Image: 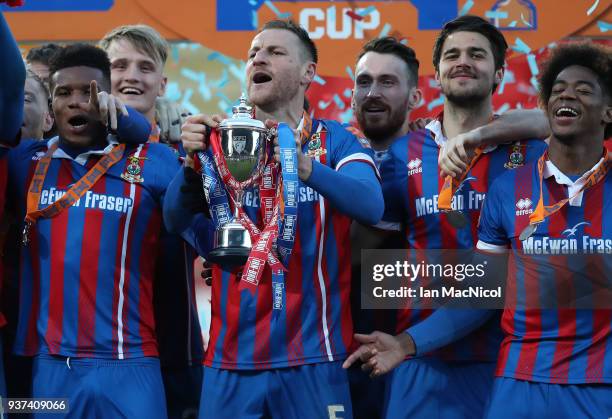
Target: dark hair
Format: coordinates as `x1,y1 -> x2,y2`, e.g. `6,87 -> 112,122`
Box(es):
48,43 -> 111,91
433,15 -> 508,73
26,43 -> 62,65
539,42 -> 612,138
358,37 -> 419,86
260,19 -> 318,64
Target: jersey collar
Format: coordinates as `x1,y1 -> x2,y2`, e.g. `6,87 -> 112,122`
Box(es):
46,135 -> 120,166
425,114 -> 497,154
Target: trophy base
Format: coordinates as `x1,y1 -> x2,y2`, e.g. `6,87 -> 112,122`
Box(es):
207,247 -> 251,268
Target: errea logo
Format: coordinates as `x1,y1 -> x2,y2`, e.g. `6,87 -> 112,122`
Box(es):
516,198 -> 533,216
407,158 -> 422,176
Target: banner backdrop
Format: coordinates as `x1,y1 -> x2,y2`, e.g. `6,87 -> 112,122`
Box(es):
5,0 -> 611,119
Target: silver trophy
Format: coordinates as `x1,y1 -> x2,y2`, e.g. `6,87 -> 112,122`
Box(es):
206,94 -> 271,267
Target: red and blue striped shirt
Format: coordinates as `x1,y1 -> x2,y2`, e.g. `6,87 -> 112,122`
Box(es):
383,120 -> 546,361
478,155 -> 611,383
166,119 -> 382,369
9,137 -> 181,359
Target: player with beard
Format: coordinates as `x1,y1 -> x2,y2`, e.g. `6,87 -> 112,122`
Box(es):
347,37 -> 420,419
344,16 -> 549,419
165,19 -> 383,418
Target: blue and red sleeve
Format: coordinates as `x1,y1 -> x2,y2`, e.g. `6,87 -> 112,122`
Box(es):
0,10 -> 25,147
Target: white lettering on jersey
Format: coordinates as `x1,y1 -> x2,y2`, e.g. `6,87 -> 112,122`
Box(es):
39,188 -> 133,214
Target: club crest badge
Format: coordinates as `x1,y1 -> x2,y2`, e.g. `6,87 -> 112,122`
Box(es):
233,135 -> 247,154
306,132 -> 326,157
121,155 -> 147,183
504,143 -> 525,169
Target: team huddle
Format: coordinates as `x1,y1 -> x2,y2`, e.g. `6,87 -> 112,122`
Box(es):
0,3 -> 610,419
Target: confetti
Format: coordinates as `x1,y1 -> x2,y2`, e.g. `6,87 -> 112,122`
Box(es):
165,82 -> 182,102
597,21 -> 611,32
313,75 -> 326,85
332,94 -> 345,110
208,52 -> 232,66
496,103 -> 510,114
181,89 -> 199,115
345,66 -> 355,81
529,76 -> 539,91
343,89 -> 352,98
357,6 -> 377,17
485,10 -> 508,20
378,23 -> 391,37
587,0 -> 599,15
459,0 -> 474,16
339,108 -> 354,124
427,95 -> 445,111
252,10 -> 258,29
228,63 -> 245,81
497,69 -> 515,95
318,100 -> 331,110
511,37 -> 531,54
248,0 -> 257,5
346,10 -> 363,21
526,53 -> 539,76
508,21 -> 517,28
264,0 -> 291,19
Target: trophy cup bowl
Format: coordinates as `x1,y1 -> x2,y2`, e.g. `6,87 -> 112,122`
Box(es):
206,95 -> 269,268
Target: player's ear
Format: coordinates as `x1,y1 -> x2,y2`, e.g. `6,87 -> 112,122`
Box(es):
602,103 -> 612,125
301,61 -> 316,87
494,67 -> 504,87
408,87 -> 422,109
158,75 -> 167,97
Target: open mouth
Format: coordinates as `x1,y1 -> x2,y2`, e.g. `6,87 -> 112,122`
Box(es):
555,106 -> 579,118
119,87 -> 143,95
252,72 -> 272,84
68,115 -> 90,129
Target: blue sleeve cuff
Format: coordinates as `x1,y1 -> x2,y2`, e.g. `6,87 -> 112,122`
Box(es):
116,106 -> 152,144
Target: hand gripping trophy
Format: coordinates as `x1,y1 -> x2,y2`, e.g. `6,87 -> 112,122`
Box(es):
198,95 -> 300,286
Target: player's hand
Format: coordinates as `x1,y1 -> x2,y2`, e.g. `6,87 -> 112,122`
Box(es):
270,119 -> 313,181
438,129 -> 481,178
156,98 -> 191,143
342,331 -> 415,377
407,117 -> 432,132
181,114 -> 222,167
83,80 -> 129,131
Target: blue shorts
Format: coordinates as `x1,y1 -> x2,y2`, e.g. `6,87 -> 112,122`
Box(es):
485,377 -> 612,419
384,358 -> 495,419
347,365 -> 385,419
162,364 -> 203,419
32,355 -> 167,419
200,362 -> 353,419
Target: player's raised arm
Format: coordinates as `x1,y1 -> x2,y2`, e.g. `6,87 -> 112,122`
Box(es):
439,108 -> 550,178
279,123 -> 384,226
0,8 -> 26,146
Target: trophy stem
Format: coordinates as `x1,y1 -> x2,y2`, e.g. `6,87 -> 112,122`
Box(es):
234,188 -> 244,219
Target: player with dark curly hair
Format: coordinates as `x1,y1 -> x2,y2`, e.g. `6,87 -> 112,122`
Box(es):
477,41 -> 612,418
